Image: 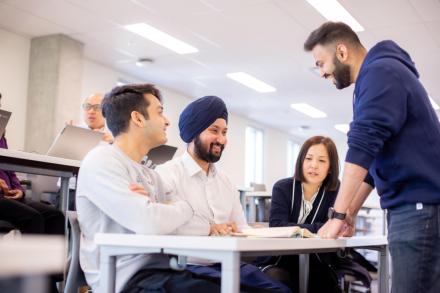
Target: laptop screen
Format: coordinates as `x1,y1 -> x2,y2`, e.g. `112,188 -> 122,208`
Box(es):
0,109 -> 12,137
47,125 -> 104,160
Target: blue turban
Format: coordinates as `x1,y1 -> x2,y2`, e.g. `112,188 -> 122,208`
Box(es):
179,96 -> 228,143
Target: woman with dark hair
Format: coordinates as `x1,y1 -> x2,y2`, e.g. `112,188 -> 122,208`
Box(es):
260,136 -> 373,293
270,136 -> 340,232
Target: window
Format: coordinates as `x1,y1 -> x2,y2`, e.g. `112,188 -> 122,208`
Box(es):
287,139 -> 300,177
245,126 -> 264,187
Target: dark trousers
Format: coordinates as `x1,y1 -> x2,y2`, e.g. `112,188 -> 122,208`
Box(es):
121,268 -> 220,293
187,263 -> 291,293
259,253 -> 341,293
0,197 -> 64,235
388,203 -> 440,293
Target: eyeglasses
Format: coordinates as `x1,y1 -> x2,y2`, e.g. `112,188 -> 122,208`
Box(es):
82,103 -> 102,111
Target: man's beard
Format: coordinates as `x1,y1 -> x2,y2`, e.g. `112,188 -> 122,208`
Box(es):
332,55 -> 352,90
194,135 -> 225,163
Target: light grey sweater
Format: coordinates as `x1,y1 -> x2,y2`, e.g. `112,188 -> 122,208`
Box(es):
76,144 -> 193,292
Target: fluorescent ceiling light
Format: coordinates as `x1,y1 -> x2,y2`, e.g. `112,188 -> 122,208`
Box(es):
226,72 -> 276,93
306,0 -> 364,32
334,123 -> 349,134
125,23 -> 198,54
290,103 -> 327,118
429,95 -> 440,111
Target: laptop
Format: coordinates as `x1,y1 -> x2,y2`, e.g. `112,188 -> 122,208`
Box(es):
145,145 -> 178,166
47,125 -> 104,160
0,109 -> 12,137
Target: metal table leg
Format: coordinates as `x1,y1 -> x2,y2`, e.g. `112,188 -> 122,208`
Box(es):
299,254 -> 310,293
221,251 -> 240,293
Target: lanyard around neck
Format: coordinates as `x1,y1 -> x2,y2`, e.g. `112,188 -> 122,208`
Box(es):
291,179 -> 326,224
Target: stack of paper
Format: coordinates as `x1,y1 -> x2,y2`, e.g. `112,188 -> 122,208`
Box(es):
235,226 -> 315,238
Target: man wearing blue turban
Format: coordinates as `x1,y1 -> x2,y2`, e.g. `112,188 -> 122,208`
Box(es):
156,96 -> 291,292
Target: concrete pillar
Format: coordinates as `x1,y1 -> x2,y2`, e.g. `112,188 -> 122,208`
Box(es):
25,34 -> 83,153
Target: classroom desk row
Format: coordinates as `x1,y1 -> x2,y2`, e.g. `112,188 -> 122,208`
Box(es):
96,234 -> 389,293
0,233 -> 388,293
0,149 -> 390,293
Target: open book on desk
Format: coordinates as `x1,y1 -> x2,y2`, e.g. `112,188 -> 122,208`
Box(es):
234,226 -> 316,238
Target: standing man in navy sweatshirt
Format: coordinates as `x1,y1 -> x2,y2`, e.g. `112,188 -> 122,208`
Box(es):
304,21 -> 440,293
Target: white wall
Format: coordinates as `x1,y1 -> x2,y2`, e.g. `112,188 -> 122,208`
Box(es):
0,28 -> 30,150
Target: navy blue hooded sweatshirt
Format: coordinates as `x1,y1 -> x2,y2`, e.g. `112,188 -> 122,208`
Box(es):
345,40 -> 440,209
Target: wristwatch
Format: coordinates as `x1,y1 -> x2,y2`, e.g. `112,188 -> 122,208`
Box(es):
327,207 -> 346,220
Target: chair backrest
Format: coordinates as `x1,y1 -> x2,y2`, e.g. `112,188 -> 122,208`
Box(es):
250,182 -> 266,191
65,211 -> 88,293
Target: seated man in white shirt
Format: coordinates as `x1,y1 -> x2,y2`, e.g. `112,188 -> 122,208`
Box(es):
155,96 -> 291,293
76,84 -> 220,293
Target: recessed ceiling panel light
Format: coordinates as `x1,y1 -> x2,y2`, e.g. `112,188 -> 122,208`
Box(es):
125,23 -> 198,54
306,0 -> 364,32
429,95 -> 440,111
226,72 -> 276,93
334,123 -> 350,134
290,103 -> 327,118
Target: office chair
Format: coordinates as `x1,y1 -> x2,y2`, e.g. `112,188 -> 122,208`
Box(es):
65,211 -> 88,293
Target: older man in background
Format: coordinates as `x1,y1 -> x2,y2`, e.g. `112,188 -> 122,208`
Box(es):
54,93 -> 113,210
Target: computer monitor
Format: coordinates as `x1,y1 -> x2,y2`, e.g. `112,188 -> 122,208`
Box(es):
145,145 -> 178,166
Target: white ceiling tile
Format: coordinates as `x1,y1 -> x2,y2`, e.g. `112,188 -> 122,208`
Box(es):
272,0 -> 334,32
370,23 -> 438,58
201,0 -> 272,12
424,20 -> 440,47
340,0 -> 422,29
66,0 -> 156,26
408,0 -> 440,21
0,2 -> 72,37
133,0 -> 215,16
4,0 -> 113,34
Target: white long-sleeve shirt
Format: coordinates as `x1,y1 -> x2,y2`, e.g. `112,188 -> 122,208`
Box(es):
76,144 -> 193,292
156,151 -> 248,237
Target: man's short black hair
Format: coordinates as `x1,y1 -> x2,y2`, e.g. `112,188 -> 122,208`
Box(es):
102,84 -> 162,137
304,21 -> 362,52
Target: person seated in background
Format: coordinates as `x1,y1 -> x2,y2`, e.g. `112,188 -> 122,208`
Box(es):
155,96 -> 291,293
55,93 -> 113,210
76,84 -> 220,293
0,92 -> 65,236
259,136 -> 374,293
67,93 -> 113,142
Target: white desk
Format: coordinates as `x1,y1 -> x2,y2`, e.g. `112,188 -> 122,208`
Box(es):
0,235 -> 65,293
95,234 -> 388,293
0,235 -> 65,275
0,148 -> 80,213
